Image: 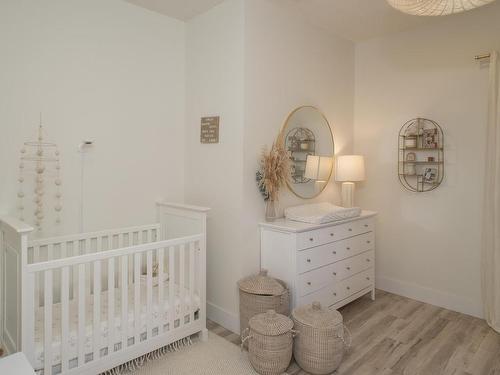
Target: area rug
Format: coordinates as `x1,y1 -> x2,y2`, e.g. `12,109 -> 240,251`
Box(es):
130,332 -> 259,375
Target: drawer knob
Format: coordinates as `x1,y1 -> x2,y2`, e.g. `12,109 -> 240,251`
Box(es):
366,277 -> 371,281
307,281 -> 311,286
366,258 -> 371,262
332,251 -> 337,255
346,286 -> 351,290
364,224 -> 369,228
307,259 -> 311,263
348,228 -> 353,232
333,272 -> 337,276
367,240 -> 371,244
346,247 -> 351,250
333,292 -> 337,296
346,266 -> 351,270
309,238 -> 314,242
330,233 -> 334,237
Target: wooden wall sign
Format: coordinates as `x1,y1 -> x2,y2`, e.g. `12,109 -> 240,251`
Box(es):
200,116 -> 219,144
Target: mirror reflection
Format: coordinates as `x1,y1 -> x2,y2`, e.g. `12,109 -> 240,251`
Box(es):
280,106 -> 334,199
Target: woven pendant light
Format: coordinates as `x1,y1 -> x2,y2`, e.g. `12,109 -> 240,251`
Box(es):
386,0 -> 496,16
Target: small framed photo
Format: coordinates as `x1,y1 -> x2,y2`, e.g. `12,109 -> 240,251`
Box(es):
406,152 -> 416,162
422,129 -> 438,148
423,167 -> 437,183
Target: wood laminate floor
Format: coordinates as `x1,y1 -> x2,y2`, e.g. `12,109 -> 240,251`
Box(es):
208,290 -> 500,375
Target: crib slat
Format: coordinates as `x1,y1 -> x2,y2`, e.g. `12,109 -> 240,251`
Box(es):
189,242 -> 195,323
47,243 -> 54,261
61,267 -> 70,373
108,258 -> 115,354
158,248 -> 165,334
108,234 -> 114,250
93,260 -> 101,361
121,256 -> 128,349
134,252 -> 141,345
85,239 -> 91,296
72,241 -> 78,301
78,263 -> 86,366
44,270 -> 53,375
179,244 -> 186,328
169,246 -> 175,331
146,250 -> 153,338
61,242 -> 67,259
98,236 -> 103,253
33,245 -> 40,307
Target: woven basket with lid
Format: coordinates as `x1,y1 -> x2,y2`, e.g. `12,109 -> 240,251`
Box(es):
242,309 -> 294,375
292,301 -> 348,375
238,269 -> 290,340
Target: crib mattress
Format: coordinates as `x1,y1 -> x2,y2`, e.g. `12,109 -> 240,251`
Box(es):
34,279 -> 200,371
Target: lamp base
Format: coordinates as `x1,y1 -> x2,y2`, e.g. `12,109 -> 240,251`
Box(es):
341,182 -> 355,208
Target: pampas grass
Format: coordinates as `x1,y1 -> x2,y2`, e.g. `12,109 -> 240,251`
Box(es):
256,142 -> 290,202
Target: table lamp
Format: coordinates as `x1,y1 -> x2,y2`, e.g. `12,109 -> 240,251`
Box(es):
335,155 -> 365,208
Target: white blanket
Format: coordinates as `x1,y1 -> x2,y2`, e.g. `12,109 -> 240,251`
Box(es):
284,202 -> 361,224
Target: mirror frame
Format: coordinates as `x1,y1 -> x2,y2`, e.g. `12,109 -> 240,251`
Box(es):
278,105 -> 334,200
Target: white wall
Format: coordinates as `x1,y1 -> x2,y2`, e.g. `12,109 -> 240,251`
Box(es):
354,3 -> 500,317
0,0 -> 186,236
185,0 -> 355,331
185,0 -> 245,331
242,0 -> 355,279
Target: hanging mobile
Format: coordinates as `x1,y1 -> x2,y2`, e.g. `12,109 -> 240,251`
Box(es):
17,114 -> 62,231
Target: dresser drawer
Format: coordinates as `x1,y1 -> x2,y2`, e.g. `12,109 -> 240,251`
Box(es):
297,217 -> 375,250
332,268 -> 374,305
297,232 -> 374,274
335,250 -> 374,281
298,268 -> 374,307
298,283 -> 337,307
297,250 -> 374,296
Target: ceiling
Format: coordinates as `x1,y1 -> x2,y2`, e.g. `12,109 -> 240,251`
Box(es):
123,0 -> 226,21
123,0 -> 498,42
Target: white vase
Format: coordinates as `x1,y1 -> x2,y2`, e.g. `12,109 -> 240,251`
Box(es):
265,200 -> 278,222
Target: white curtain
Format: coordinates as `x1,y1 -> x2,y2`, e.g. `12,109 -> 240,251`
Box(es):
482,50 -> 500,333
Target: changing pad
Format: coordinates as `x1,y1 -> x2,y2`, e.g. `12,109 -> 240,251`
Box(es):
284,202 -> 361,224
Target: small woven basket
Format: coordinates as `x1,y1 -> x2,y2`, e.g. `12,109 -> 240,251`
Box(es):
242,310 -> 294,375
238,270 -> 290,340
292,301 -> 350,375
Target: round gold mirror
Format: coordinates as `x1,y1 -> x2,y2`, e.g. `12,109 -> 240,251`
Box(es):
279,106 -> 334,199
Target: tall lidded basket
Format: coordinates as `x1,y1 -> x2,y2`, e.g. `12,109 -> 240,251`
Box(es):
242,310 -> 294,375
238,270 -> 290,340
292,302 -> 349,374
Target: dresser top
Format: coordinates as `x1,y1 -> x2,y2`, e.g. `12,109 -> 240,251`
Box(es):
259,210 -> 377,233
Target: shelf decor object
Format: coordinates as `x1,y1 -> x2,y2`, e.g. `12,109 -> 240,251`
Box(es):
17,118 -> 62,231
335,155 -> 365,208
398,118 -> 444,192
386,0 -> 495,16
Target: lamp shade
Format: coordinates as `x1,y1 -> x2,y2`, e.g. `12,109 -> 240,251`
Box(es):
304,155 -> 332,182
386,0 -> 495,16
335,155 -> 365,182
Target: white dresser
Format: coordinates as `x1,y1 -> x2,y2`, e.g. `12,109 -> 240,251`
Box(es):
260,211 -> 376,310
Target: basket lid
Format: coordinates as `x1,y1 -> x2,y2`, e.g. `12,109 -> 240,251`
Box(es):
249,310 -> 293,336
238,269 -> 285,296
292,301 -> 343,329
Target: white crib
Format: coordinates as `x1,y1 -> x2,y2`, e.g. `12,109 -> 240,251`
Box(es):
0,202 -> 209,375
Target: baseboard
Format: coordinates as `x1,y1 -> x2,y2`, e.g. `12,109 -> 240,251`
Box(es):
207,301 -> 240,334
376,275 -> 484,319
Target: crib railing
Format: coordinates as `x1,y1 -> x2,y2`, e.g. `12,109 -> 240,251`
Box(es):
24,234 -> 203,375
28,224 -> 161,308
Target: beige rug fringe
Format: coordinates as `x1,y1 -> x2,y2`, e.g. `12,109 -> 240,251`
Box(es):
101,336 -> 193,375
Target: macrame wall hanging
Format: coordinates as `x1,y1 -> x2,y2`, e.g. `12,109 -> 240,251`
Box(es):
18,117 -> 62,231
